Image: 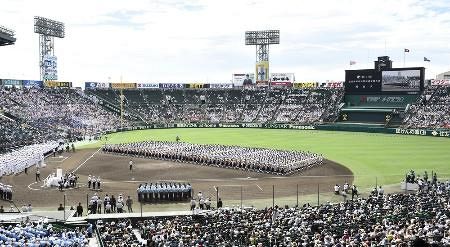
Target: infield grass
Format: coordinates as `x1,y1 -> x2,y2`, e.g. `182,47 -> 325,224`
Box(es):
79,128 -> 450,189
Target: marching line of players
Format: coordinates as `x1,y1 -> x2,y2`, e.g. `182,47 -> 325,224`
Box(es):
137,182 -> 192,203
0,183 -> 13,201
103,141 -> 324,176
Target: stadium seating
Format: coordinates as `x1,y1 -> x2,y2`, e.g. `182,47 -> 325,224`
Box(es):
1,85 -> 449,154
0,87 -> 126,152
86,87 -> 345,124
95,180 -> 450,246
0,222 -> 89,246
403,86 -> 450,129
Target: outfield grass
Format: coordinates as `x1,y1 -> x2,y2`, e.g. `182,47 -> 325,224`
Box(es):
80,128 -> 450,189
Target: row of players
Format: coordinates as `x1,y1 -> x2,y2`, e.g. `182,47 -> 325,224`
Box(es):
137,183 -> 192,202
103,142 -> 323,176
0,183 -> 13,201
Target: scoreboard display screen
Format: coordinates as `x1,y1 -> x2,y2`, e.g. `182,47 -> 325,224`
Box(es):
345,67 -> 424,94
381,69 -> 422,92
344,69 -> 381,93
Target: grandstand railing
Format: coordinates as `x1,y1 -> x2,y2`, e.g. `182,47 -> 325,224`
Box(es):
95,227 -> 105,247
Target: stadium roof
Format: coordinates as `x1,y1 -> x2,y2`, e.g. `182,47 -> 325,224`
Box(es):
0,25 -> 16,46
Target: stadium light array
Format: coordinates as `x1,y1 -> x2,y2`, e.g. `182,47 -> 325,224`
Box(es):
34,16 -> 65,38
245,30 -> 280,45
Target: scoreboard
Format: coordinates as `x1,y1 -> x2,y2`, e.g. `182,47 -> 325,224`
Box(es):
345,67 -> 424,95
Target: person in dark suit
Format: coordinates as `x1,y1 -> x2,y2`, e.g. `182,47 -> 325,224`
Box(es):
243,74 -> 253,86
76,202 -> 83,217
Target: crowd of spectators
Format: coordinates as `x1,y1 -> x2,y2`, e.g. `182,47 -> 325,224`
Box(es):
2,85 -> 448,157
104,141 -> 324,176
97,219 -> 139,246
0,87 -> 126,152
0,222 -> 90,246
0,116 -> 56,154
403,85 -> 450,129
96,180 -> 450,246
86,88 -> 344,125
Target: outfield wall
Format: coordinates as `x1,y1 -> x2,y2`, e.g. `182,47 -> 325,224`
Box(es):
106,123 -> 450,138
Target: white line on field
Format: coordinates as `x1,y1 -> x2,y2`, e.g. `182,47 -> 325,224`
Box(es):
256,184 -> 263,191
72,147 -> 102,173
47,157 -> 69,163
27,182 -> 40,191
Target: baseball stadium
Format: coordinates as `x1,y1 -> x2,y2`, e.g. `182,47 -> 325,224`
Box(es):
1,3 -> 450,246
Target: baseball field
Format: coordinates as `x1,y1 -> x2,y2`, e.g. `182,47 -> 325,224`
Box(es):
81,128 -> 450,188
4,128 -> 450,212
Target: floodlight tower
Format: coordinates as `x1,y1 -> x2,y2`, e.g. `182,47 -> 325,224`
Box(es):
245,30 -> 280,83
34,16 -> 65,81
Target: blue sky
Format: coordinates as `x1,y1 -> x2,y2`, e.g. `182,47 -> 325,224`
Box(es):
0,0 -> 449,87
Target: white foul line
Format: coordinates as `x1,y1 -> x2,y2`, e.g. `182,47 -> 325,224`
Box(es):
256,184 -> 263,191
72,147 -> 103,173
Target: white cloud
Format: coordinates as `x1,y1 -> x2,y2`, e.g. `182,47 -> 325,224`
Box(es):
0,0 -> 449,87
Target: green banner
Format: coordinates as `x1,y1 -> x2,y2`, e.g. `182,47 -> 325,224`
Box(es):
106,123 -> 449,138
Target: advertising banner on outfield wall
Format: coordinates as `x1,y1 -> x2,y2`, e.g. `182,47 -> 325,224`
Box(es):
23,80 -> 44,88
431,79 -> 450,86
85,82 -> 110,89
233,73 -> 255,87
1,79 -> 22,87
185,83 -> 205,88
44,81 -> 72,88
159,83 -> 184,89
318,81 -> 344,88
293,82 -> 318,88
136,83 -> 159,89
270,73 -> 294,86
394,128 -> 450,138
110,83 -> 136,89
209,83 -> 233,89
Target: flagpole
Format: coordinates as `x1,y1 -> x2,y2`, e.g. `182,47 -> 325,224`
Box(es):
403,51 -> 405,67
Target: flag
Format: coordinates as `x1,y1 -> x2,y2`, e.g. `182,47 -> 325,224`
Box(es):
404,48 -> 410,52
349,61 -> 356,65
424,57 -> 431,62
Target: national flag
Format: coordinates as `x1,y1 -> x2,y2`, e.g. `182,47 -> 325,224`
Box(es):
404,48 -> 410,52
349,61 -> 356,65
424,57 -> 431,62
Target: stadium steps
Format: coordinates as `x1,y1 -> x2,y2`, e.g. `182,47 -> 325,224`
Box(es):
88,237 -> 99,247
253,91 -> 269,121
269,95 -> 286,122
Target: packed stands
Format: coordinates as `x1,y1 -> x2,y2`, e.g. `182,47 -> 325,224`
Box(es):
0,116 -> 56,154
0,87 -> 126,152
0,222 -> 90,246
86,87 -> 344,124
403,86 -> 450,129
1,84 -> 449,156
95,180 -> 450,246
2,180 -> 448,246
